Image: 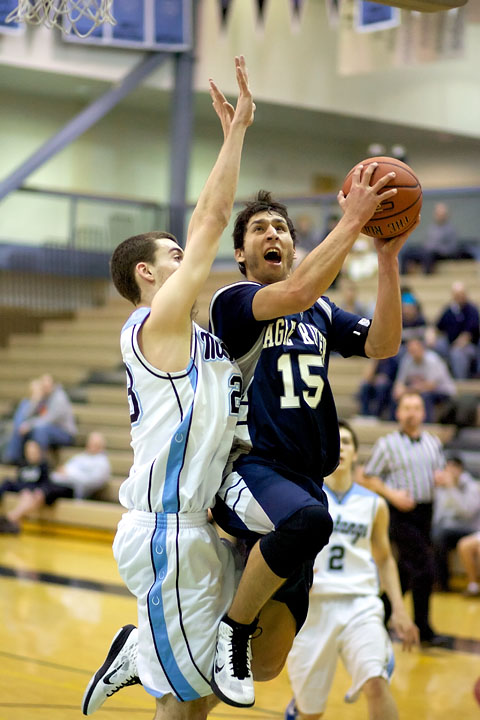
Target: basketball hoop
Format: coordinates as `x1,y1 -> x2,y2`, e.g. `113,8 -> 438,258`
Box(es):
6,0 -> 115,38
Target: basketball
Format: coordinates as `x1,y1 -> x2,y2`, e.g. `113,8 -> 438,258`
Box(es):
474,677 -> 480,705
341,156 -> 422,240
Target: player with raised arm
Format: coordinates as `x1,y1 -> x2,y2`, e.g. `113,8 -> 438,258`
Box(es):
81,56 -> 254,720
207,86 -> 420,707
285,420 -> 419,720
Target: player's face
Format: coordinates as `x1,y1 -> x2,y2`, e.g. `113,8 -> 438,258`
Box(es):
152,238 -> 184,285
396,394 -> 425,432
337,427 -> 357,472
236,211 -> 295,285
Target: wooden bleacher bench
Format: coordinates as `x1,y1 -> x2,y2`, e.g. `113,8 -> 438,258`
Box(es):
2,492 -> 122,532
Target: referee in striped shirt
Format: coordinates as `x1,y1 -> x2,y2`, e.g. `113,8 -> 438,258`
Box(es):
362,390 -> 450,647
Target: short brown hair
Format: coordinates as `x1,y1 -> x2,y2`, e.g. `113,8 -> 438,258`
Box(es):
110,231 -> 178,304
233,190 -> 296,275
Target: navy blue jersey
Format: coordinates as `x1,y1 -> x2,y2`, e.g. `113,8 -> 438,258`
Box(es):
210,281 -> 371,481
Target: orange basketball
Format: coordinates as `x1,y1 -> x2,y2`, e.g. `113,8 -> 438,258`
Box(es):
341,156 -> 422,240
474,676 -> 480,705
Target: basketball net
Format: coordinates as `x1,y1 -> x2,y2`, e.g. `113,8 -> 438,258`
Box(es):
6,0 -> 115,38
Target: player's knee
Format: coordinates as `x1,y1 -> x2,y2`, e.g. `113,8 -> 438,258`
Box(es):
362,675 -> 389,701
251,652 -> 286,681
259,505 -> 333,578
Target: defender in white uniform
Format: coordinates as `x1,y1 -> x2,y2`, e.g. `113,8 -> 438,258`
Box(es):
286,421 -> 419,720
113,311 -> 242,700
82,56 -> 255,720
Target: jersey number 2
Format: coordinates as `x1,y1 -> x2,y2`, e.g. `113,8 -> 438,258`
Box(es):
278,354 -> 325,409
328,545 -> 345,571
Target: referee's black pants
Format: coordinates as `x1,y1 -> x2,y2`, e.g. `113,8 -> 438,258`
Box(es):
388,502 -> 435,640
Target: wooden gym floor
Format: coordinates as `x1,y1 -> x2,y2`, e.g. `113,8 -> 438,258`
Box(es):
1,526 -> 480,719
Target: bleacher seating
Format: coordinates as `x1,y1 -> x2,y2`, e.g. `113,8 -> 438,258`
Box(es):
0,260 -> 479,534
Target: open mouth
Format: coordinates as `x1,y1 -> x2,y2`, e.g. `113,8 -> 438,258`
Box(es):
264,248 -> 282,264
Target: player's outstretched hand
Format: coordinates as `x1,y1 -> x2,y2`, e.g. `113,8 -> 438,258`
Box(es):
209,55 -> 255,140
390,608 -> 420,652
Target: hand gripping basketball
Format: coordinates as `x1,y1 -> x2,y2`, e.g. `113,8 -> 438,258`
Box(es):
341,156 -> 422,240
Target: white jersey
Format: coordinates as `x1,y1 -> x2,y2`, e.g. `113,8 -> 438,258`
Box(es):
313,483 -> 380,597
118,308 -> 242,513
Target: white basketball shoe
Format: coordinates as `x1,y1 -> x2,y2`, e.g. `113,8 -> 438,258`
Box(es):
82,625 -> 140,715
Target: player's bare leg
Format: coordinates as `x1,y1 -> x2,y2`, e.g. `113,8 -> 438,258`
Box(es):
211,541 -> 285,707
252,598 -> 296,681
228,541 -> 285,624
154,693 -> 219,720
363,676 -> 398,720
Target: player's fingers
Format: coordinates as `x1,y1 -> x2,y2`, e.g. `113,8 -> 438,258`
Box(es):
371,171 -> 396,193
376,187 -> 398,202
350,164 -> 364,185
360,162 -> 378,185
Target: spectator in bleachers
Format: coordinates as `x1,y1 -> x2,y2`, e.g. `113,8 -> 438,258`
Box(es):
400,202 -> 464,275
293,214 -> 323,264
392,338 -> 456,423
434,281 -> 480,379
400,287 -> 427,347
432,456 -> 480,592
358,355 -> 399,419
344,236 -> 377,283
0,431 -> 110,534
2,373 -> 77,466
337,276 -> 371,317
457,531 -> 480,596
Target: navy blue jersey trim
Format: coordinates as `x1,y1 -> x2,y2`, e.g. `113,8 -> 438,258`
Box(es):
173,514 -> 210,684
169,377 -> 184,422
232,486 -> 247,514
130,322 -> 196,380
147,457 -> 156,513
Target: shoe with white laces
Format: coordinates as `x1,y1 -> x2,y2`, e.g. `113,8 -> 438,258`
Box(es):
82,625 -> 140,715
210,616 -> 256,707
284,697 -> 299,719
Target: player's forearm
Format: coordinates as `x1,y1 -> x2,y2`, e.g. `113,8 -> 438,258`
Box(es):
378,555 -> 405,614
279,214 -> 364,309
365,255 -> 402,358
188,121 -> 248,242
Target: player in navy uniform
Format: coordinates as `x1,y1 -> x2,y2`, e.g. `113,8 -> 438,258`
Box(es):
208,94 -> 420,706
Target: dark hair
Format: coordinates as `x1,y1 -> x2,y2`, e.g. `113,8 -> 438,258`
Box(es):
232,190 -> 296,276
338,419 -> 358,452
110,231 -> 178,304
446,455 -> 464,468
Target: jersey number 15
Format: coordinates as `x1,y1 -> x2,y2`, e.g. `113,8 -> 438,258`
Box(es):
278,353 -> 325,410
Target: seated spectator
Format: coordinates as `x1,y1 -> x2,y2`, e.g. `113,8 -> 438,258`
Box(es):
400,202 -> 466,275
457,531 -> 480,597
432,457 -> 480,592
293,214 -> 323,264
434,281 -> 480,379
0,431 -> 110,534
392,338 -> 456,422
344,236 -> 377,282
2,373 -> 77,466
401,287 -> 427,347
358,354 -> 399,419
337,276 -> 371,316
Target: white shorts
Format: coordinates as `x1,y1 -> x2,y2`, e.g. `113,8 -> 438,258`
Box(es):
287,594 -> 394,714
113,509 -> 240,701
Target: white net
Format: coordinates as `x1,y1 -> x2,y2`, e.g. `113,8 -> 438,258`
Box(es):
6,0 -> 115,38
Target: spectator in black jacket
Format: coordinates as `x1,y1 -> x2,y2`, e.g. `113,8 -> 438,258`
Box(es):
435,282 -> 480,379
